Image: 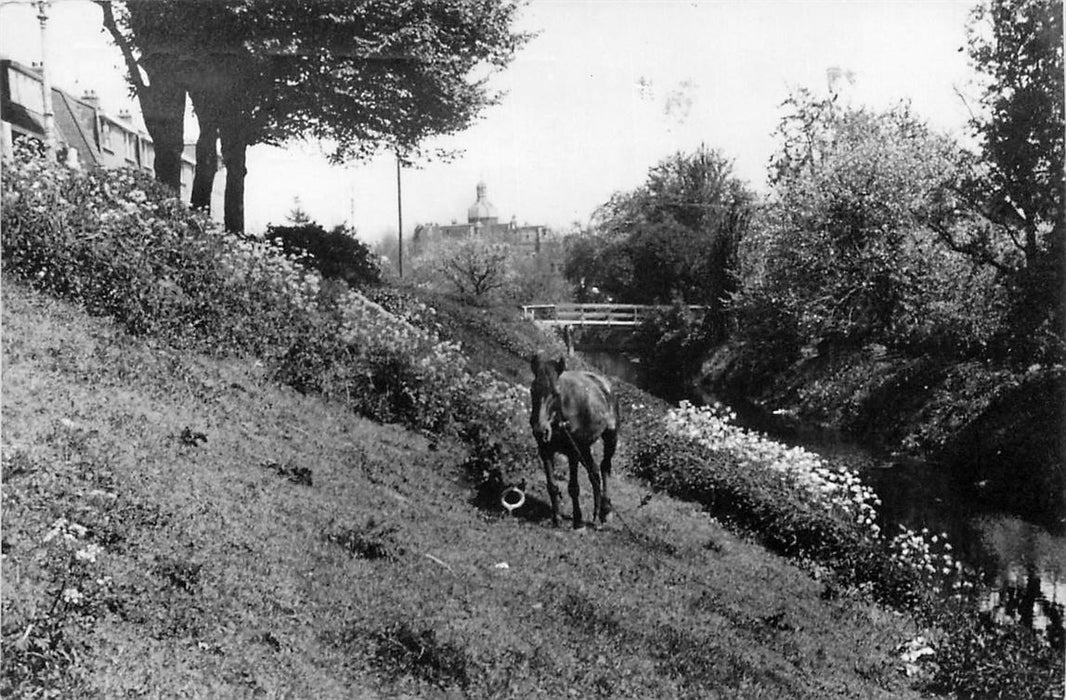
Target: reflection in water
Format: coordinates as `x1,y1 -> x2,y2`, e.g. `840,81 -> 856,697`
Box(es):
581,349 -> 1066,646
579,351 -> 646,388
862,461 -> 1066,645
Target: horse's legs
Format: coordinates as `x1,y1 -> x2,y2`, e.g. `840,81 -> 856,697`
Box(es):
567,452 -> 584,529
541,454 -> 561,527
600,429 -> 617,522
579,443 -> 604,525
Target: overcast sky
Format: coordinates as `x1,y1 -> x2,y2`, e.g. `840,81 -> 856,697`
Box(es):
1,0 -> 980,241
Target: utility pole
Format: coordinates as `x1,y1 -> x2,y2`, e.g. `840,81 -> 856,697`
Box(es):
35,0 -> 55,158
395,152 -> 404,278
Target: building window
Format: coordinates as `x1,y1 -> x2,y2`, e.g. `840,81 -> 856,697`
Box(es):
125,132 -> 137,163
100,120 -> 113,152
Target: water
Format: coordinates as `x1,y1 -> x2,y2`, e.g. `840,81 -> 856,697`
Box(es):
862,460 -> 1066,644
580,349 -> 1066,644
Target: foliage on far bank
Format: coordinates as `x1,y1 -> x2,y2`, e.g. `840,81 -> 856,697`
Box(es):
564,145 -> 754,311
711,0 -> 1065,514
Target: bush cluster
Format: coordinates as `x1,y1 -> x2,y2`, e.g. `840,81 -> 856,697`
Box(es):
265,221 -> 381,288
1,148 -> 532,481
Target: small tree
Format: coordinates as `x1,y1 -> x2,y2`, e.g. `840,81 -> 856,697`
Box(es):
414,237 -> 513,303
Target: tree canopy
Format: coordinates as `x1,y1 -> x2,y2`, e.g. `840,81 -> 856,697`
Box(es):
738,92 -> 1007,356
100,0 -> 530,231
954,0 -> 1065,358
565,146 -> 754,308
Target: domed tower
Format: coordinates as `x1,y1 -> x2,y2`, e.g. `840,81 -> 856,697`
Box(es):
466,181 -> 498,226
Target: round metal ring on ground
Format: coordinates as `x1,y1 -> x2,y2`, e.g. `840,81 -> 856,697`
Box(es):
501,487 -> 526,514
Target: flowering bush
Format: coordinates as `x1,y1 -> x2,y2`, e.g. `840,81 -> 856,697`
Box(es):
666,402 -> 881,536
3,516 -> 113,696
662,401 -> 979,598
1,148 -> 532,479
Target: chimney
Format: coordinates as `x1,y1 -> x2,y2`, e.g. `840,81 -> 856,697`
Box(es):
81,90 -> 99,108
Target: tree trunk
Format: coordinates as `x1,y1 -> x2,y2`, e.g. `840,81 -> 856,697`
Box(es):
98,3 -> 185,193
220,120 -> 247,233
138,68 -> 186,193
190,92 -> 219,212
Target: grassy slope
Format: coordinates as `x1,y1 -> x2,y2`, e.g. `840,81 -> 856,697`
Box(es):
2,279 -> 924,698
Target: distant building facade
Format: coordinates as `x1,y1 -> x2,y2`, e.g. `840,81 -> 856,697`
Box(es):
413,181 -> 554,256
1,56 -> 220,214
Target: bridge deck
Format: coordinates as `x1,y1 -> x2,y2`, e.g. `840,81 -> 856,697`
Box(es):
521,303 -> 707,328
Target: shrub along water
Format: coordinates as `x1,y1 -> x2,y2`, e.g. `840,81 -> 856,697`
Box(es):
627,398 -> 1060,697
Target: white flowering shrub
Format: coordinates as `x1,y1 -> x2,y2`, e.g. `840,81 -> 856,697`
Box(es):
666,402 -> 882,536
662,401 -> 976,596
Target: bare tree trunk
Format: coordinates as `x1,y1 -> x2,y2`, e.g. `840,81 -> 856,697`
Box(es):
99,2 -> 186,193
190,90 -> 219,212
220,120 -> 247,233
139,73 -> 186,192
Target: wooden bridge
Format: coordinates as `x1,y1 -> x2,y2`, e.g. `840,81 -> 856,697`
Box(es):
520,303 -> 707,328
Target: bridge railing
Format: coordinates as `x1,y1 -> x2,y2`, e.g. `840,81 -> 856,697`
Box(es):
521,303 -> 707,327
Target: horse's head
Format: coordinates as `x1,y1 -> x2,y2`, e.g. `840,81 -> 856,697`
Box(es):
529,352 -> 566,444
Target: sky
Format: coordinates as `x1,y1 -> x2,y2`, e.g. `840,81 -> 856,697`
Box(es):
0,0 -> 981,242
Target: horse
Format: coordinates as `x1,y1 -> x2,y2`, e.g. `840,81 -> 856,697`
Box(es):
529,352 -> 620,529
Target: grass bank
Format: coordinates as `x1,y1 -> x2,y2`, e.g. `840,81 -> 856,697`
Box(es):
2,279 -> 922,698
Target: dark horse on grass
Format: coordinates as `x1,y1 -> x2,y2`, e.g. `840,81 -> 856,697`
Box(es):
529,352 -> 620,529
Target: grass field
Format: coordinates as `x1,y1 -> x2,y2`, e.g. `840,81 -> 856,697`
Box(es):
1,277 -> 929,698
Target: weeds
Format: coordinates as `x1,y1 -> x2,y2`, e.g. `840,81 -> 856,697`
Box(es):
372,622 -> 475,691
323,519 -> 402,561
261,459 -> 313,487
1,517 -> 112,698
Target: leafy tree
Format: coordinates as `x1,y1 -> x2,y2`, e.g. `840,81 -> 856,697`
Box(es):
737,91 -> 1007,355
944,0 -> 1065,359
266,221 -> 381,288
566,146 -> 754,313
99,0 -> 529,232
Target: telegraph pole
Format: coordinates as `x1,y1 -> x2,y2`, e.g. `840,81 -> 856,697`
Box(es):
35,0 -> 56,158
396,152 -> 404,278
